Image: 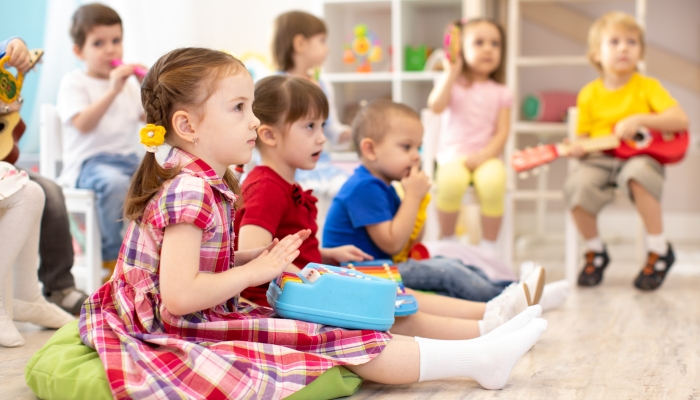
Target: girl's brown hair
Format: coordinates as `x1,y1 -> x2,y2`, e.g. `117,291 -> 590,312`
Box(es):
253,75 -> 329,132
272,11 -> 327,71
453,18 -> 506,84
124,47 -> 246,220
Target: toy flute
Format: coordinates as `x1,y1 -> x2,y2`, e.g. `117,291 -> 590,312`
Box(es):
110,59 -> 147,77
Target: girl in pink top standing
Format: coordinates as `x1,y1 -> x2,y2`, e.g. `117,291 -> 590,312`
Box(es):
428,19 -> 511,255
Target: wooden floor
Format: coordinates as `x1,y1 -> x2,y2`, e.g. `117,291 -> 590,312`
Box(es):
2,243 -> 700,399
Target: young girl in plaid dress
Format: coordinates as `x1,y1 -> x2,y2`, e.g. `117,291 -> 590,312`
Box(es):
80,47 -> 547,399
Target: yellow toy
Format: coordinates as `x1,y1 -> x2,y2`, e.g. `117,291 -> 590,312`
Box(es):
342,24 -> 383,73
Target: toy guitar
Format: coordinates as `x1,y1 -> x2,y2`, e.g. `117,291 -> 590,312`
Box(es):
267,263 -> 400,331
511,126 -> 689,174
0,48 -> 44,164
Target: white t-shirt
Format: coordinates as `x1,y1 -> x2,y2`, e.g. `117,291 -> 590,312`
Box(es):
55,69 -> 143,187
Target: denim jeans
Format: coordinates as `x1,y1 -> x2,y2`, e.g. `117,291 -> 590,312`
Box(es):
398,257 -> 513,302
76,153 -> 140,261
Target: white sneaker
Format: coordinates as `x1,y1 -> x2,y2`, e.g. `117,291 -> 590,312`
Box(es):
520,262 -> 545,305
13,298 -> 75,329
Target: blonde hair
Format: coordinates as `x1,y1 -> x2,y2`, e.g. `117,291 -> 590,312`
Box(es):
587,11 -> 645,73
124,48 -> 246,220
351,99 -> 420,156
453,18 -> 506,84
271,11 -> 327,72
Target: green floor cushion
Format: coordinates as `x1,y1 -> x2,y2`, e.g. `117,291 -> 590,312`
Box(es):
25,320 -> 363,400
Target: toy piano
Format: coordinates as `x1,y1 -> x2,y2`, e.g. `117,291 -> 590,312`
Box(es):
267,263 -> 398,331
341,260 -> 419,317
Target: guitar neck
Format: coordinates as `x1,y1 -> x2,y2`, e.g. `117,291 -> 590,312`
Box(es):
560,135 -> 620,155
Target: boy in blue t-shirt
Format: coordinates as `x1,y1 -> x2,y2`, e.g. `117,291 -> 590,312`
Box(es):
323,99 -> 533,303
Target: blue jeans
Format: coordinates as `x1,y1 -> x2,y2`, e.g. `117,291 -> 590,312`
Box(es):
398,257 -> 513,302
76,153 -> 140,261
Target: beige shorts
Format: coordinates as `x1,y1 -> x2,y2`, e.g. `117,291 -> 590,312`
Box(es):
563,153 -> 664,215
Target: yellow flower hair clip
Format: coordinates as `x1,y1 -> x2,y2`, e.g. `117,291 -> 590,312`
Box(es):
139,124 -> 166,153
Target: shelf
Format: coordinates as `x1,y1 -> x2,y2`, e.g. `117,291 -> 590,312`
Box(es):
399,71 -> 441,81
517,56 -> 589,67
324,72 -> 393,82
514,121 -> 568,135
511,190 -> 563,201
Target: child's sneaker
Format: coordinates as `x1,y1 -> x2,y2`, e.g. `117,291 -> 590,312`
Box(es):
634,243 -> 675,291
577,246 -> 610,287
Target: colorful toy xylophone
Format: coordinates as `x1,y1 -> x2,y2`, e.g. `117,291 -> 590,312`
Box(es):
267,263 -> 399,331
342,260 -> 419,317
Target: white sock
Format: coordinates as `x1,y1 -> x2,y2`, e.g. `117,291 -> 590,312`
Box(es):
417,318 -> 548,389
538,280 -> 570,311
646,233 -> 668,255
584,237 -> 604,253
0,314 -> 25,347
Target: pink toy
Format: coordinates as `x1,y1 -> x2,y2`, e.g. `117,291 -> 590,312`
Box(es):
110,59 -> 147,77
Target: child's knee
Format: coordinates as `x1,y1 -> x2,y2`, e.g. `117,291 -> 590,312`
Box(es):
473,159 -> 506,216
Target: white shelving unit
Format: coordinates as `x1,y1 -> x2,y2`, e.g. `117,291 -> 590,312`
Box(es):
321,0 -> 463,120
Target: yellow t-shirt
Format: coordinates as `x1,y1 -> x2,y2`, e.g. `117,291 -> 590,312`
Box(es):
577,73 -> 678,137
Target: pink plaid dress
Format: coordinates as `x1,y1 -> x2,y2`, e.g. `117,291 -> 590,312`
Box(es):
80,149 -> 391,399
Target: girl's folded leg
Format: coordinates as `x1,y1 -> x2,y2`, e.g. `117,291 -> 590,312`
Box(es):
390,310 -> 480,339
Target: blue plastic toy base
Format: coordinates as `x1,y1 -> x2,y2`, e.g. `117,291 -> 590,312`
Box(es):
267,264 -> 397,331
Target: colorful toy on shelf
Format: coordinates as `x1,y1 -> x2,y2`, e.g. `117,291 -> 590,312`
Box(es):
521,91 -> 577,122
443,23 -> 461,62
405,45 -> 428,71
342,24 -> 383,73
341,260 -> 419,317
267,263 -> 399,330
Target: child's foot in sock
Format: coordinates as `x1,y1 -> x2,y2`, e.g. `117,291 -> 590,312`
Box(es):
13,298 -> 75,328
539,280 -> 570,311
418,318 -> 548,389
485,282 -> 531,324
0,313 -> 25,347
476,305 -> 542,339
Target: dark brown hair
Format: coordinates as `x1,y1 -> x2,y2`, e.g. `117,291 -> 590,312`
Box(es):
272,11 -> 327,71
453,18 -> 506,84
124,48 -> 246,220
352,99 -> 421,156
70,3 -> 122,49
253,75 -> 329,134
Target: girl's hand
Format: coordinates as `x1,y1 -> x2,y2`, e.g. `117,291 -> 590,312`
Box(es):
294,229 -> 312,242
5,38 -> 31,72
243,234 -> 303,285
614,115 -> 642,140
442,54 -> 463,79
323,245 -> 374,265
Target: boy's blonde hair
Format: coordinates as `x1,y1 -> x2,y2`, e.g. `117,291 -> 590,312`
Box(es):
588,11 -> 645,73
352,99 -> 421,157
272,11 -> 327,72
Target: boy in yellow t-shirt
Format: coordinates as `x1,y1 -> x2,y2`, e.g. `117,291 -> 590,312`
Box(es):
564,12 -> 689,291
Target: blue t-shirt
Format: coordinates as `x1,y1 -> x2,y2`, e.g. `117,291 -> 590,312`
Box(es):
322,165 -> 401,259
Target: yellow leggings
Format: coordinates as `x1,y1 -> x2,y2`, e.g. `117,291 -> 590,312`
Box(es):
435,157 -> 506,217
